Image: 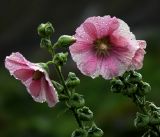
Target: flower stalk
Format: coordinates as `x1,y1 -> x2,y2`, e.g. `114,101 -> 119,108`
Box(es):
38,22 -> 103,136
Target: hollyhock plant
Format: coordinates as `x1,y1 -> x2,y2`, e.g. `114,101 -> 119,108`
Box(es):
69,16 -> 146,79
5,52 -> 59,107
4,20 -> 160,137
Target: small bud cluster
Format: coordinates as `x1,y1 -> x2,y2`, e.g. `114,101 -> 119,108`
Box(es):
110,71 -> 160,136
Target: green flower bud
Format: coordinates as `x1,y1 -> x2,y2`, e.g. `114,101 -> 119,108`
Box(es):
148,102 -> 160,111
134,112 -> 150,128
52,80 -> 64,92
149,111 -> 160,125
126,83 -> 137,95
40,38 -> 52,49
71,128 -> 88,137
55,35 -> 76,48
66,72 -> 80,88
69,93 -> 85,108
53,52 -> 68,66
110,79 -> 123,93
139,82 -> 151,96
88,124 -> 104,137
126,71 -> 142,83
77,106 -> 93,121
37,22 -> 54,38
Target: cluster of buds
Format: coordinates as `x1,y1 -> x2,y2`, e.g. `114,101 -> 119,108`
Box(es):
54,72 -> 103,137
38,22 -> 103,137
111,71 -> 151,97
110,71 -> 160,136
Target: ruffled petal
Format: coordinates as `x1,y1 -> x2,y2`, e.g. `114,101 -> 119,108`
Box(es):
5,52 -> 31,75
129,40 -> 146,70
84,16 -> 119,38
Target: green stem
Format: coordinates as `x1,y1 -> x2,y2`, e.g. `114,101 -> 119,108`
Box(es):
55,65 -> 83,128
41,34 -> 84,130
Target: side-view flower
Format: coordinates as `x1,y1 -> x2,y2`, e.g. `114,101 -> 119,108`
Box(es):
5,52 -> 59,107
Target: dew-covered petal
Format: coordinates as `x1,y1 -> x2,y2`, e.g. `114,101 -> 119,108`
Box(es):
83,22 -> 97,39
69,41 -> 92,54
84,16 -> 119,38
13,69 -> 34,81
75,23 -> 94,44
78,53 -> 98,78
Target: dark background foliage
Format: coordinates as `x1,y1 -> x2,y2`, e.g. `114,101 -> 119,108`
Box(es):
0,0 -> 160,137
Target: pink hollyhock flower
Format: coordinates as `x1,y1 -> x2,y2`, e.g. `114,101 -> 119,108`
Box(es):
69,16 -> 146,79
5,52 -> 59,107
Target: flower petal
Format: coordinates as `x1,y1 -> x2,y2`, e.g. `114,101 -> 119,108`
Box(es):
83,22 -> 97,39
29,79 -> 41,98
129,40 -> 146,70
69,41 -> 91,54
43,79 -> 58,107
79,54 -> 98,78
14,69 -> 34,81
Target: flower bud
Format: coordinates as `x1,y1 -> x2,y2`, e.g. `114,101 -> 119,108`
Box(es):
52,80 -> 64,92
138,81 -> 151,96
71,128 -> 88,137
149,111 -> 160,125
55,35 -> 76,48
134,112 -> 150,128
37,22 -> 54,38
69,93 -> 85,108
126,71 -> 142,83
53,52 -> 68,66
88,124 -> 104,137
40,38 -> 52,49
126,83 -> 137,95
77,106 -> 93,121
66,72 -> 80,88
110,79 -> 123,93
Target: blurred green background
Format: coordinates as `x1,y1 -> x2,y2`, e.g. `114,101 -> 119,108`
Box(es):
0,0 -> 160,137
